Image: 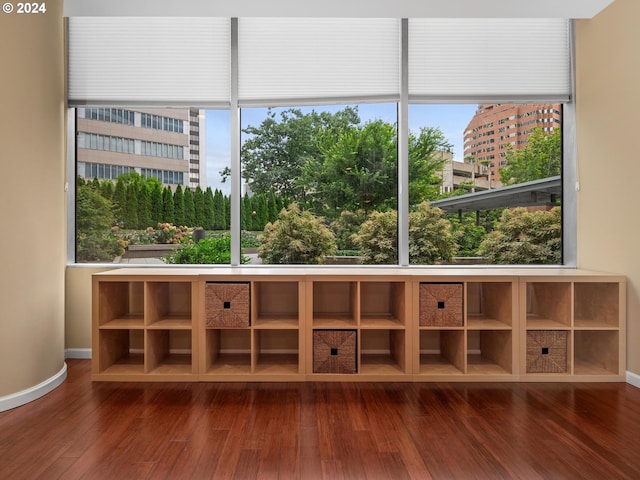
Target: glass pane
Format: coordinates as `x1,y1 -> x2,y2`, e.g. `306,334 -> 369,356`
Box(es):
408,103 -> 563,265
75,107 -> 231,265
240,104 -> 398,265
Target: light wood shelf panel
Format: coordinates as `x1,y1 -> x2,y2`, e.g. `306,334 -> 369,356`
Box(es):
526,317 -> 572,330
525,282 -> 571,328
253,315 -> 299,329
99,315 -> 144,329
467,314 -> 512,330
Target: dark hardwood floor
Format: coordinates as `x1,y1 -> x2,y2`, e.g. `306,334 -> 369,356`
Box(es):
1,360 -> 640,479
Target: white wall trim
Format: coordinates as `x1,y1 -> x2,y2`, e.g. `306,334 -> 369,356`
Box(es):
0,363 -> 67,413
627,371 -> 640,389
65,348 -> 92,359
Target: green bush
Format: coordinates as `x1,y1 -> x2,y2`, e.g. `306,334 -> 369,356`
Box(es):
353,210 -> 398,264
329,209 -> 366,251
76,184 -> 124,262
478,207 -> 561,264
164,235 -> 248,264
258,203 -> 336,264
408,202 -> 458,264
354,202 -> 458,265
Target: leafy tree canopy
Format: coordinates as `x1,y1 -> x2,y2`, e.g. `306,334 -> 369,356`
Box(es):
499,128 -> 562,185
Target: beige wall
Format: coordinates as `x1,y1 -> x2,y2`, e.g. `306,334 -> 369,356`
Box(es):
576,0 -> 640,375
0,0 -> 66,396
63,2 -> 640,379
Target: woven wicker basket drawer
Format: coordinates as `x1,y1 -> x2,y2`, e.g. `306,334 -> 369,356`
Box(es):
419,283 -> 464,327
205,282 -> 250,328
313,330 -> 357,374
526,330 -> 568,373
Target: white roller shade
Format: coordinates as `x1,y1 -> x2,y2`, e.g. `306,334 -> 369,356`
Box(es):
238,18 -> 400,106
68,17 -> 230,105
409,19 -> 571,101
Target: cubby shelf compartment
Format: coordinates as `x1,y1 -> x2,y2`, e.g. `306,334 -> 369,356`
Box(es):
98,281 -> 144,329
574,282 -> 620,329
359,329 -> 407,375
359,281 -> 406,328
467,330 -> 513,376
312,281 -> 357,327
203,328 -> 251,375
252,281 -> 300,329
525,282 -> 571,329
574,330 -> 619,376
253,329 -> 300,375
146,281 -> 193,328
466,282 -> 513,330
146,329 -> 193,375
97,329 -> 144,375
418,330 -> 465,375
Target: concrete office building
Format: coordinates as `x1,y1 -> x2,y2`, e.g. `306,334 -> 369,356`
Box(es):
76,107 -> 205,189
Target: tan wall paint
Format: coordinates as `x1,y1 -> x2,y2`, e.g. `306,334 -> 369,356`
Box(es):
0,0 -> 66,396
576,0 -> 640,375
65,267 -> 112,349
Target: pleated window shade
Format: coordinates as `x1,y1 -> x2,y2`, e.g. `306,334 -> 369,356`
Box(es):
67,17 -> 230,105
409,18 -> 571,101
237,18 -> 401,106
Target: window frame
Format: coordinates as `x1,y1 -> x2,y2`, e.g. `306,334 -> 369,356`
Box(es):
66,18 -> 576,267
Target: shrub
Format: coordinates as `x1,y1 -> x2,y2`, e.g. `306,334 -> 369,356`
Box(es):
164,235 -> 248,264
478,207 -> 561,264
76,184 -> 124,262
408,202 -> 458,264
353,210 -> 398,264
258,203 -> 336,264
329,209 -> 366,251
354,202 -> 458,265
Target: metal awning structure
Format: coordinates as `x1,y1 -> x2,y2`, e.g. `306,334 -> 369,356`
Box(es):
430,176 -> 561,213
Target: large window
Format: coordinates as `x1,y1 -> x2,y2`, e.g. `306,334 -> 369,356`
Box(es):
69,17 -> 572,266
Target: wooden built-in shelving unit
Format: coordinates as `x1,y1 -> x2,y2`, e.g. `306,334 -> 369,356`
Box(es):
92,268 -> 626,382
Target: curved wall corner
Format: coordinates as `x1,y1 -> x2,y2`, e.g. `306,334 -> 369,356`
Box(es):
0,0 -> 66,403
0,364 -> 67,413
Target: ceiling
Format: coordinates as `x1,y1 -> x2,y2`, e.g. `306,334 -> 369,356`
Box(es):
64,0 -> 615,19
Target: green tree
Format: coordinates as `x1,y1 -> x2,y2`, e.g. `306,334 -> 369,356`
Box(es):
302,120 -> 398,217
267,191 -> 279,223
173,185 -> 185,226
225,107 -> 360,200
76,184 -> 123,262
478,207 -> 562,264
499,128 -> 562,185
112,177 -> 126,225
408,127 -> 452,204
213,189 -> 225,230
100,180 -> 114,201
123,183 -> 138,229
194,186 -> 205,228
258,203 -> 336,264
162,186 -> 175,224
137,182 -> 152,229
203,187 -> 215,230
241,192 -> 251,230
184,187 -> 196,227
149,179 -> 163,225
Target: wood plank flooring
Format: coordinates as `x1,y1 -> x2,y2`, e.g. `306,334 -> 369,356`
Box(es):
1,359 -> 640,479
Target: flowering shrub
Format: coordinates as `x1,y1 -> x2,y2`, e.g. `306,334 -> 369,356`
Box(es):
152,223 -> 193,244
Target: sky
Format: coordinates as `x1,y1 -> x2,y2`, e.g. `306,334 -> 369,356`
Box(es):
205,103 -> 479,194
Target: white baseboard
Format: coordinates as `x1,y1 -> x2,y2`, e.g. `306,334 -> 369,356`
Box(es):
0,363 -> 67,413
627,371 -> 640,389
65,348 -> 92,359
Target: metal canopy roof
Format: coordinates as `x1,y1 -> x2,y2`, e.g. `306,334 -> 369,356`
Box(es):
430,176 -> 561,213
